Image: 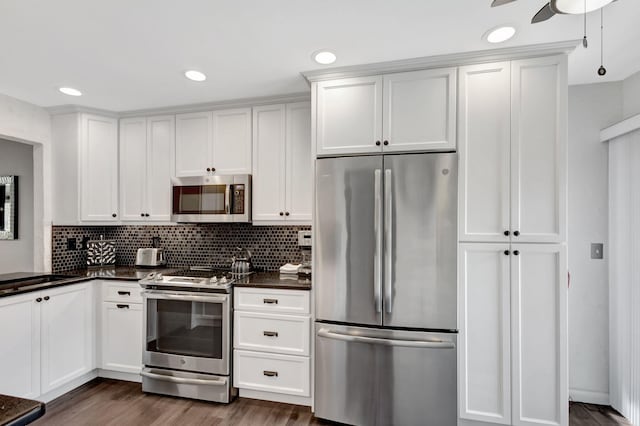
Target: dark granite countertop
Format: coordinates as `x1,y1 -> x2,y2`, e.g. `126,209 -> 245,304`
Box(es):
0,273 -> 92,298
233,272 -> 311,290
62,266 -> 180,281
0,394 -> 45,425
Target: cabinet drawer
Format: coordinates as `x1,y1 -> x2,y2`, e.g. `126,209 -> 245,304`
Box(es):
104,283 -> 143,303
234,288 -> 309,315
234,312 -> 310,356
234,350 -> 310,397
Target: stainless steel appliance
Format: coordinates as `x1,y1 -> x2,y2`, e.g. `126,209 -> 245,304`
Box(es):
135,248 -> 167,267
230,247 -> 253,274
314,153 -> 458,426
139,270 -> 237,403
171,175 -> 251,223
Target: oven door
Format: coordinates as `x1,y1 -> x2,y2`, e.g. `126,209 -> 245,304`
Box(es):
143,290 -> 230,376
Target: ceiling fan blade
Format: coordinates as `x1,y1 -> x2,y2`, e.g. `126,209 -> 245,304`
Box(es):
491,0 -> 517,6
531,3 -> 556,23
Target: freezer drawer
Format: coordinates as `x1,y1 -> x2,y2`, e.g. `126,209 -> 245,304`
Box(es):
314,323 -> 457,426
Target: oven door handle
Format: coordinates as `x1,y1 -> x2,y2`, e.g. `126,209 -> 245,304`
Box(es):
141,369 -> 227,386
142,291 -> 228,303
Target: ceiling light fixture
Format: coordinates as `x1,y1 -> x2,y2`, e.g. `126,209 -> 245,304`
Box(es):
551,0 -> 613,14
185,70 -> 207,82
59,87 -> 82,97
485,26 -> 516,43
313,50 -> 337,65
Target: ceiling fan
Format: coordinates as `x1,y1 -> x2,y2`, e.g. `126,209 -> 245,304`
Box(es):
491,0 -> 614,23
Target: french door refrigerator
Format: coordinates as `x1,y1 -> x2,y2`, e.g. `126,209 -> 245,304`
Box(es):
315,153 -> 458,426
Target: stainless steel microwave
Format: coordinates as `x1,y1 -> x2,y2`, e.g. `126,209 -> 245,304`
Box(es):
171,175 -> 251,223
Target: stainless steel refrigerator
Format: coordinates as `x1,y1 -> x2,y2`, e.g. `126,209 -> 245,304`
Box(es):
314,153 -> 458,426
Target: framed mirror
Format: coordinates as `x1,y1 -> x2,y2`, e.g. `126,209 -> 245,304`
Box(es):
0,175 -> 18,240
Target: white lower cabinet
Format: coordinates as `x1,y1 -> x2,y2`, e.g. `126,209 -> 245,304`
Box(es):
0,282 -> 94,399
233,287 -> 311,403
459,243 -> 567,426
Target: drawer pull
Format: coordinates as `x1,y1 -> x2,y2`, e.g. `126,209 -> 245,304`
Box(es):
263,370 -> 278,377
263,298 -> 278,304
263,331 -> 279,337
117,304 -> 130,309
117,291 -> 131,296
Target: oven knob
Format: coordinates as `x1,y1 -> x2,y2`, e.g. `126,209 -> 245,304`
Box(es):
155,273 -> 163,282
210,276 -> 218,284
220,277 -> 228,284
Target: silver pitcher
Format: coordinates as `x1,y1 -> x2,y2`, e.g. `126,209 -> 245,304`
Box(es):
231,247 -> 253,274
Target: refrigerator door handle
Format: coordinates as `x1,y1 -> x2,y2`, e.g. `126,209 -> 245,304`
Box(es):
384,169 -> 393,314
374,169 -> 383,313
317,328 -> 455,349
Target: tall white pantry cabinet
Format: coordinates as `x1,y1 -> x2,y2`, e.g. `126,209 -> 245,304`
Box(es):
457,56 -> 568,426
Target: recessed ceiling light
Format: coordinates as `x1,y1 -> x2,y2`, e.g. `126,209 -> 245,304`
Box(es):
313,50 -> 337,65
551,0 -> 613,14
485,26 -> 516,43
59,87 -> 82,97
185,70 -> 207,82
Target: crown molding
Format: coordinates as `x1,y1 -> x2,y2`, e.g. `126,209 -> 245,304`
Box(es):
46,104 -> 119,117
601,112 -> 640,142
301,40 -> 580,83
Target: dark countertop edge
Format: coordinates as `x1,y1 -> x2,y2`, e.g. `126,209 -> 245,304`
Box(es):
233,282 -> 311,291
0,276 -> 96,298
0,394 -> 45,426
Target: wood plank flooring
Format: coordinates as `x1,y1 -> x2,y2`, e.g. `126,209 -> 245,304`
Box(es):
34,378 -> 629,425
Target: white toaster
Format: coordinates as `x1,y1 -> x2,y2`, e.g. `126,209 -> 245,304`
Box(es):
135,248 -> 167,267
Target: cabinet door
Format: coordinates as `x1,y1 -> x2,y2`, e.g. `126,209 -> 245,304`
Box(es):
458,62 -> 511,242
80,114 -> 119,221
40,283 -> 93,394
252,104 -> 286,222
0,293 -> 41,399
146,115 -> 175,221
316,76 -> 383,156
119,117 -> 147,221
212,108 -> 252,174
458,244 -> 511,424
285,102 -> 312,222
382,68 -> 457,152
511,56 -> 567,243
102,302 -> 143,374
511,244 -> 567,426
175,111 -> 212,177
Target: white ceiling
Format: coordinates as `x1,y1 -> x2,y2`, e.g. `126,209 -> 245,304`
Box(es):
0,0 -> 638,112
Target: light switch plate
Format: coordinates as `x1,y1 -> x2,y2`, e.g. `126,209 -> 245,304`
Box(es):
591,243 -> 604,259
298,230 -> 312,247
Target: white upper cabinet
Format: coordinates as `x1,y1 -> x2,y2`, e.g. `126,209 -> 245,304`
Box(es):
511,56 -> 567,243
212,108 -> 252,174
175,111 -> 212,177
382,68 -> 456,152
253,102 -> 312,224
120,115 -> 174,221
316,76 -> 383,156
458,62 -> 511,243
458,56 -> 567,244
175,109 -> 252,177
314,69 -> 457,156
80,114 -> 119,221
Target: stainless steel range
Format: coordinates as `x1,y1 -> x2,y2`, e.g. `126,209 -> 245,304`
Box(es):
139,269 -> 239,403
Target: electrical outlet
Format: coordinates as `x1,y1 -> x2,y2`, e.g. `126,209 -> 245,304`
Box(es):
591,243 -> 604,260
66,238 -> 76,251
298,230 -> 312,247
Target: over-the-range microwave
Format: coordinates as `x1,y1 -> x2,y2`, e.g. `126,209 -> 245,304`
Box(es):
171,174 -> 251,223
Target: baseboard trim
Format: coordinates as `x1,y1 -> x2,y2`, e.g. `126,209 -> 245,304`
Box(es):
38,370 -> 99,403
239,389 -> 312,406
570,388 -> 610,405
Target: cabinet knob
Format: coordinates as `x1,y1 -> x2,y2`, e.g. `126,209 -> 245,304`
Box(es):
513,230 -> 520,237
504,230 -> 510,236
383,140 -> 389,146
112,213 -> 117,218
36,297 -> 42,303
375,141 -> 381,146
145,213 -> 150,217
141,213 -> 145,217
211,167 -> 216,172
285,212 -> 290,216
279,212 -> 284,216
504,250 -> 510,256
513,250 -> 520,256
44,296 -> 50,301
206,168 -> 211,172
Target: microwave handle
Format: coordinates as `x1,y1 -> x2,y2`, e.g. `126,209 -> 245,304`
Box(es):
225,185 -> 231,214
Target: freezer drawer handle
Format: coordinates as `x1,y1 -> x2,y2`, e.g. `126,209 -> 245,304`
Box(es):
263,331 -> 279,337
263,370 -> 278,377
317,328 -> 455,349
141,369 -> 227,386
263,298 -> 278,304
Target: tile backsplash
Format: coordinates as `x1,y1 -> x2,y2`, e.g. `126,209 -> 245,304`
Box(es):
52,224 -> 311,273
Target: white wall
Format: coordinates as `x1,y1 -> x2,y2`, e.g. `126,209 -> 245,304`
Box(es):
623,70 -> 640,119
0,93 -> 51,272
568,82 -> 623,404
0,139 -> 34,272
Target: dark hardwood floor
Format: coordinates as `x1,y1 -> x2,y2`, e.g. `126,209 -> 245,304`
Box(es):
34,378 -> 629,425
